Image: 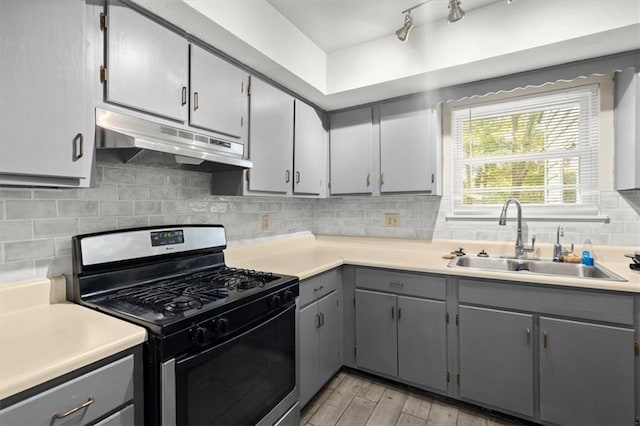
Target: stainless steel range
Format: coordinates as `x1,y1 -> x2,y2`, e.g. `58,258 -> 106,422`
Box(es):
72,225 -> 300,426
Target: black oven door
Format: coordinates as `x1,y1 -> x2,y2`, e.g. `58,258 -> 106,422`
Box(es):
171,305 -> 296,426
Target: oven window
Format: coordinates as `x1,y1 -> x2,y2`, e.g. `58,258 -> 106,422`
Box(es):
175,306 -> 295,426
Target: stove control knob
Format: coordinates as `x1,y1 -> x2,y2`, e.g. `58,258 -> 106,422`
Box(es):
282,290 -> 294,303
212,318 -> 230,335
191,327 -> 211,346
270,294 -> 282,309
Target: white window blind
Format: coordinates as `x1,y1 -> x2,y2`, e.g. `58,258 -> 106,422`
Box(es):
450,84 -> 600,217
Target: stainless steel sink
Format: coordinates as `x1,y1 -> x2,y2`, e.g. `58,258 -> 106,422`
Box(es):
448,256 -> 627,281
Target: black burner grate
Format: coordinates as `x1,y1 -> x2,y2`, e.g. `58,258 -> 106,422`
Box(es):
110,267 -> 277,314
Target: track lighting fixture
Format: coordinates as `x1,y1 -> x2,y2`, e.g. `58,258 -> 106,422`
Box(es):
395,11 -> 414,42
448,0 -> 466,23
396,0 -> 465,42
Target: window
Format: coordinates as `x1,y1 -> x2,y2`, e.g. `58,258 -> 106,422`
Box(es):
450,84 -> 600,217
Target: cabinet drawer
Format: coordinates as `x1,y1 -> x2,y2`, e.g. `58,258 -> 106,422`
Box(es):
0,355 -> 134,426
356,268 -> 446,300
94,404 -> 134,426
458,279 -> 634,325
300,269 -> 339,307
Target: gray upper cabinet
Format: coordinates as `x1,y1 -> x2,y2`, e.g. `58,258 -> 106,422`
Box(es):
189,44 -> 247,140
329,107 -> 373,195
294,100 -> 326,196
614,67 -> 640,190
539,317 -> 635,426
0,0 -> 94,187
105,1 -> 188,122
458,305 -> 534,418
379,98 -> 436,193
247,77 -> 294,194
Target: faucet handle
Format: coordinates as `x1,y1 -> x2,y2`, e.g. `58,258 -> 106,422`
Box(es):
524,234 -> 536,253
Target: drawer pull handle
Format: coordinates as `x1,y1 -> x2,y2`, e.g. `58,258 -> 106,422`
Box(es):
543,331 -> 548,348
526,328 -> 531,346
390,281 -> 403,288
316,313 -> 321,328
53,397 -> 95,419
313,285 -> 324,292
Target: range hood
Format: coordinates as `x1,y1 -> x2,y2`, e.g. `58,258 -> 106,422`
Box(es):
95,108 -> 252,171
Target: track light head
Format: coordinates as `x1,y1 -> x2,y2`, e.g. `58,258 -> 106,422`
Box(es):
448,0 -> 465,23
395,12 -> 414,42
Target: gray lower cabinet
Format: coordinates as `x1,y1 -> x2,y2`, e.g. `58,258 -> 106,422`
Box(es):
458,305 -> 534,418
355,289 -> 447,391
0,354 -> 136,426
299,270 -> 343,407
539,317 -> 635,426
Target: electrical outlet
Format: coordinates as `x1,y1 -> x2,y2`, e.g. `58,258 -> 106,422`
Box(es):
384,213 -> 399,228
261,214 -> 270,231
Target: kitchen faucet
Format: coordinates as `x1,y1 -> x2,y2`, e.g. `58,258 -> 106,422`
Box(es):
553,226 -> 574,262
498,198 -> 535,258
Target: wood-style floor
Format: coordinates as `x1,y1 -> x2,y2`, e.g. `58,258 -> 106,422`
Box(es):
301,370 -> 515,426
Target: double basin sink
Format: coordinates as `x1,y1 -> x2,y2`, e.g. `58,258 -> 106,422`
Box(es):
448,256 -> 627,282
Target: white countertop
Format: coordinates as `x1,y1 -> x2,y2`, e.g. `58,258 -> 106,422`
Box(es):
0,277 -> 147,400
225,234 -> 640,293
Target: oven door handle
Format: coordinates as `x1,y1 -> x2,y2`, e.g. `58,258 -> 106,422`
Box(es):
161,359 -> 176,426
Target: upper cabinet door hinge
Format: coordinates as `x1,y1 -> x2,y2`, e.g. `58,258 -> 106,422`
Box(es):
100,66 -> 108,83
100,12 -> 108,30
635,342 -> 639,356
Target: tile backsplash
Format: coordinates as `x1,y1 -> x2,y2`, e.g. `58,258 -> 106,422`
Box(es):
1,163 -> 639,283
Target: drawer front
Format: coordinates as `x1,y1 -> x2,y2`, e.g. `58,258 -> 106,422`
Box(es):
94,404 -> 134,426
299,268 -> 340,307
458,279 -> 634,325
0,355 -> 134,426
356,268 -> 446,300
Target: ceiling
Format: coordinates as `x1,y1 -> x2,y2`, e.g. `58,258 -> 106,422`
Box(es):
265,0 -> 502,53
135,0 -> 640,110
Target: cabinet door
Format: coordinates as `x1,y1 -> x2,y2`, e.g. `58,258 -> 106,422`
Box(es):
329,108 -> 373,195
294,100 -> 325,195
0,0 -> 92,182
397,296 -> 447,391
458,306 -> 534,418
318,291 -> 342,386
539,317 -> 635,426
190,44 -> 247,140
247,77 -> 294,194
299,302 -> 320,407
355,289 -> 397,377
379,98 -> 435,193
106,1 -> 188,122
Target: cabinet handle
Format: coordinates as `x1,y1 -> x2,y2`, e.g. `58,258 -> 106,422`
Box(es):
53,397 -> 95,419
296,171 -> 301,183
241,116 -> 244,127
316,313 -> 321,328
366,173 -> 371,187
74,133 -> 84,160
398,307 -> 402,319
543,331 -> 548,348
285,170 -> 291,183
391,306 -> 395,319
526,328 -> 531,346
389,281 -> 403,288
241,82 -> 244,93
181,86 -> 187,106
194,92 -> 199,111
380,173 -> 384,186
320,312 -> 325,326
313,285 -> 324,292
